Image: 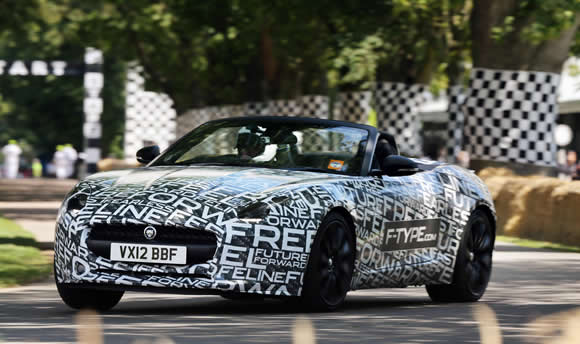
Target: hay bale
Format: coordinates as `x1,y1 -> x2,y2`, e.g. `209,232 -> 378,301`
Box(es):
477,167 -> 515,181
483,174 -> 580,246
552,181 -> 580,246
97,158 -> 139,172
482,176 -> 523,235
514,177 -> 564,241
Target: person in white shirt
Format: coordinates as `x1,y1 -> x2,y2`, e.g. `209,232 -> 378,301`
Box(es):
2,140 -> 22,179
62,144 -> 78,178
53,145 -> 68,179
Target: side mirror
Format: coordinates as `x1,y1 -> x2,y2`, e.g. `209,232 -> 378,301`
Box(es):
380,155 -> 419,176
136,145 -> 160,164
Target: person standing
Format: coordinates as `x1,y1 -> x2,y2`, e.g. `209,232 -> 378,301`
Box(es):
2,140 -> 22,179
31,158 -> 43,178
62,144 -> 78,178
53,145 -> 68,179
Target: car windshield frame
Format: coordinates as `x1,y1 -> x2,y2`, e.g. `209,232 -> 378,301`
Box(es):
150,116 -> 378,176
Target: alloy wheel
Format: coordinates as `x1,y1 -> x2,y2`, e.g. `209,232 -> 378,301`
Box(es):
465,217 -> 493,296
318,220 -> 354,307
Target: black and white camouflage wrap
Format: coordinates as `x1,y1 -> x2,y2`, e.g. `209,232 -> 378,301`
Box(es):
54,160 -> 494,297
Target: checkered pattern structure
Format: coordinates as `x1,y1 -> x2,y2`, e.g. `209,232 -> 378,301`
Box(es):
446,85 -> 466,163
178,96 -> 330,135
333,92 -> 372,124
267,99 -> 301,117
463,68 -> 561,166
124,64 -> 177,159
264,96 -> 329,118
83,48 -> 104,173
298,95 -> 329,119
244,102 -> 269,116
374,82 -> 428,156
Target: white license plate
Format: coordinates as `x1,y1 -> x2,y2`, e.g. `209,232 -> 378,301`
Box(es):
110,243 -> 187,265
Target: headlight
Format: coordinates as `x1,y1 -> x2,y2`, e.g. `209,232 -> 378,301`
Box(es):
237,195 -> 290,222
237,202 -> 270,221
67,193 -> 88,215
58,182 -> 92,219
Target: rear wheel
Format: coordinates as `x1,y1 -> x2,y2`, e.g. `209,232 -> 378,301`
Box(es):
56,283 -> 124,311
426,209 -> 494,302
302,212 -> 355,311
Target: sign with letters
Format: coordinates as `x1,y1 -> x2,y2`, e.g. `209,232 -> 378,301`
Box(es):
382,219 -> 440,251
0,48 -> 103,174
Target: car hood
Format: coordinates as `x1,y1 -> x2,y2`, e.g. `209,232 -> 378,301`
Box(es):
83,165 -> 344,202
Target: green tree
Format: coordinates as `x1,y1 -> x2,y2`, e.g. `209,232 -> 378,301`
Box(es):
471,0 -> 580,73
0,0 -> 125,158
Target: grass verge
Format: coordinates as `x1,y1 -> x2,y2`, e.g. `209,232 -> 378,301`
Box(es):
0,217 -> 51,287
0,217 -> 37,246
497,235 -> 580,253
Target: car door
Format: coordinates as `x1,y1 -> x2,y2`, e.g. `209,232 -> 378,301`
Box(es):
353,166 -> 446,289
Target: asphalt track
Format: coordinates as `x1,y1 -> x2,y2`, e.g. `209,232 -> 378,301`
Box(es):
1,243 -> 579,344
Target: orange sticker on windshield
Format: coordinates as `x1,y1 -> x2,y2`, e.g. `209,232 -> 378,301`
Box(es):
328,160 -> 344,171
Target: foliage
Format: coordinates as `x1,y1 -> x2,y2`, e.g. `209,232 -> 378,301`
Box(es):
491,1 -> 580,45
0,0 -> 125,159
326,0 -> 473,91
472,0 -> 580,72
1,0 -> 580,159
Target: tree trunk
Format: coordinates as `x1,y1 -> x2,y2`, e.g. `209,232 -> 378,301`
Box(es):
463,0 -> 580,168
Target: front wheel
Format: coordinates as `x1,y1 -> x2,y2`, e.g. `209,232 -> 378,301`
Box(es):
56,283 -> 124,311
426,209 -> 494,302
302,212 -> 355,311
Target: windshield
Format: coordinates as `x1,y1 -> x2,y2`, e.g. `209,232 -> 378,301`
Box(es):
152,119 -> 369,175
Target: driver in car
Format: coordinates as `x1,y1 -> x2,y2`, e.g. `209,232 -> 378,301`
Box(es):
236,128 -> 266,161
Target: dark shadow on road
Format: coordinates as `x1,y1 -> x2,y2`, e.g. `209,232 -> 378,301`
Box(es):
100,295 -> 431,316
494,244 -> 551,252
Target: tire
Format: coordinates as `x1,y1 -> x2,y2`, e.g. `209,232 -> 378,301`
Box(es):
302,212 -> 355,311
426,209 -> 494,302
56,283 -> 124,311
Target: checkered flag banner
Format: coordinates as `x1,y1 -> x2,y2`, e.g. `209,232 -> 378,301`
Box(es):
446,85 -> 466,163
178,96 -> 330,135
464,68 -> 561,166
244,102 -> 269,116
374,82 -> 428,156
124,64 -> 177,160
334,91 -> 372,124
83,48 -> 104,173
267,99 -> 301,116
263,96 -> 329,118
298,95 -> 329,119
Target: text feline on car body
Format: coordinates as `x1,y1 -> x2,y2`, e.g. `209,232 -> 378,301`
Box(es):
54,116 -> 496,311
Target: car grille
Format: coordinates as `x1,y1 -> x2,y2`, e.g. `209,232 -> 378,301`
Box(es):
87,223 -> 217,265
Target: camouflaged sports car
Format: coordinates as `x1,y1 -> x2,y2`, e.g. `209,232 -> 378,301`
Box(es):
54,116 -> 496,311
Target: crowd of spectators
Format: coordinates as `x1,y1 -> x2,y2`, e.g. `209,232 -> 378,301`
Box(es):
0,141 -> 79,179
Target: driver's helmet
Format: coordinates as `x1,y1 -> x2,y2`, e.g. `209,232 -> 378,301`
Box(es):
236,127 -> 266,158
